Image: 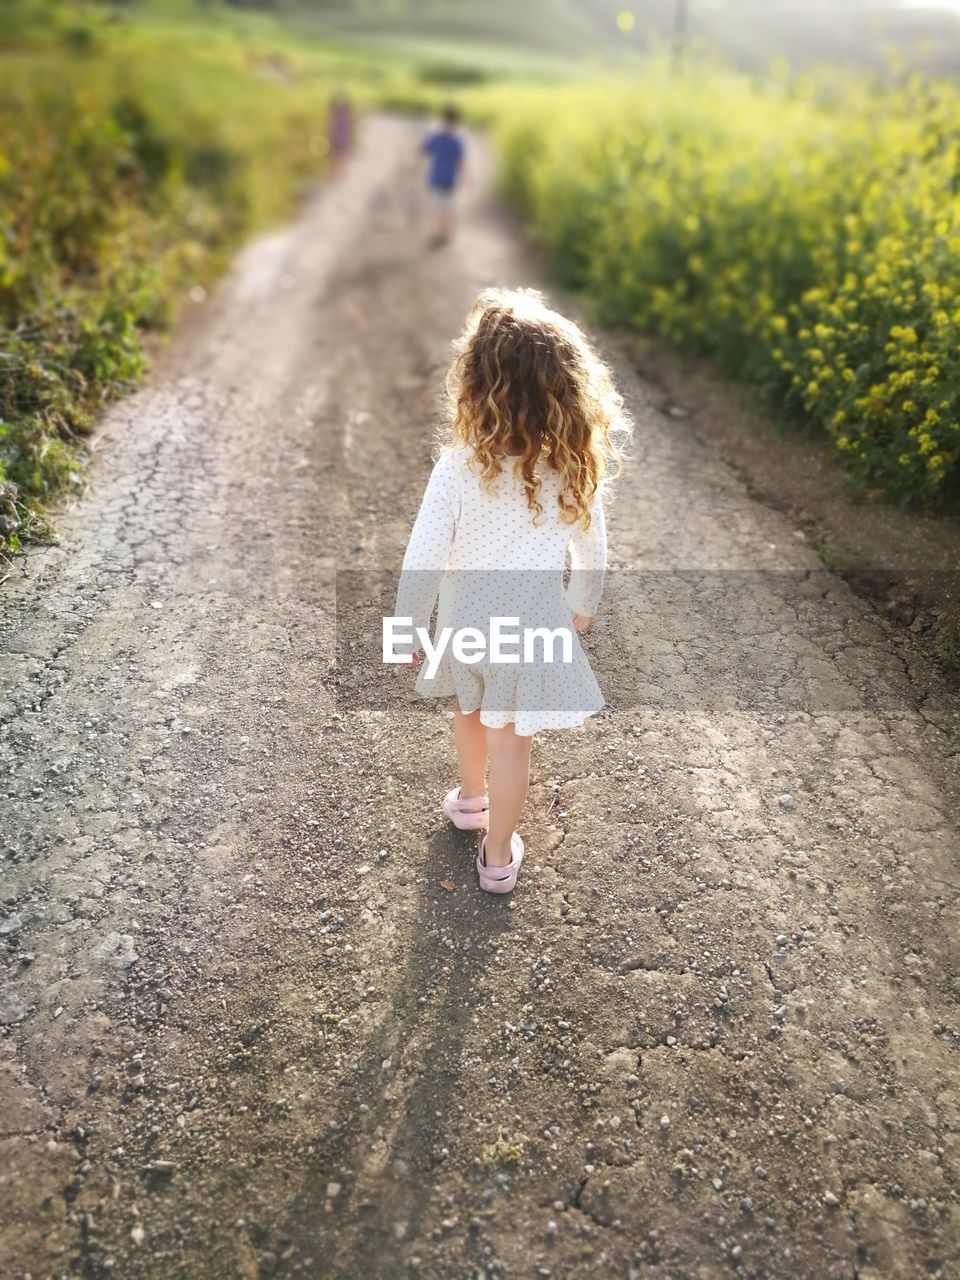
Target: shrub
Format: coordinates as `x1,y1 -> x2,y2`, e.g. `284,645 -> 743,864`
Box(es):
0,19 -> 340,553
485,63 -> 960,509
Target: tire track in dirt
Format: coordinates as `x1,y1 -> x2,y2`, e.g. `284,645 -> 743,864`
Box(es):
1,117 -> 958,1279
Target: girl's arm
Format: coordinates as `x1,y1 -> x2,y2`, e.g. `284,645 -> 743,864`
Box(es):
567,494 -> 607,622
395,452 -> 459,647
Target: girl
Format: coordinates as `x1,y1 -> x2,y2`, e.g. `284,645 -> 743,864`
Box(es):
396,288 -> 628,894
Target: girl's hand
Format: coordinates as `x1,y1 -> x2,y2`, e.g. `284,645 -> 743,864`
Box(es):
572,613 -> 593,633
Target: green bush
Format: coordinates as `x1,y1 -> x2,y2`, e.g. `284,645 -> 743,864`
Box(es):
417,60 -> 490,87
0,15 -> 344,554
483,63 -> 960,510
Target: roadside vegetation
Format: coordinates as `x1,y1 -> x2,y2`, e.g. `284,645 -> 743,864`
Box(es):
0,0 -> 438,557
481,60 -> 960,512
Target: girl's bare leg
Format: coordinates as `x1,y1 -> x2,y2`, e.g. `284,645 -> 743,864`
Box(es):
485,724 -> 533,866
453,705 -> 487,799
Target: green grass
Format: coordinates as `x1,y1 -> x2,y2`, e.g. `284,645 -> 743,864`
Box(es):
264,0 -> 631,60
0,0 -> 442,559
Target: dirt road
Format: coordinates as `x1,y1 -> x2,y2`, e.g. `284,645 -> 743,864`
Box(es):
2,118 -> 958,1280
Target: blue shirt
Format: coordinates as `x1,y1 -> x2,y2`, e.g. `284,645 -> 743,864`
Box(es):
424,129 -> 464,190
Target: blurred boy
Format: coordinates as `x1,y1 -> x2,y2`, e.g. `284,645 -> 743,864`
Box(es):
422,106 -> 465,246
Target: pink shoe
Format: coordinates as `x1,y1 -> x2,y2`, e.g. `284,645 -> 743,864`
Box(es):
442,786 -> 489,831
476,832 -> 524,894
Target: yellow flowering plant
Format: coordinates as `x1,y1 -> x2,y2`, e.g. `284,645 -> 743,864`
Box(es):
484,61 -> 960,509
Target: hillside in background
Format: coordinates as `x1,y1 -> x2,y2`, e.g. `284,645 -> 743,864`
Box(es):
288,0 -> 627,52
8,0 -> 958,74
280,0 -> 960,73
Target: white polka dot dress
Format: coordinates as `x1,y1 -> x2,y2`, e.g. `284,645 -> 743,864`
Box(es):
396,445 -> 606,736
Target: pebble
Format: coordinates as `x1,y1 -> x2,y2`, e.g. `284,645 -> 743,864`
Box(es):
93,931 -> 139,970
778,793 -> 796,811
0,991 -> 27,1025
0,914 -> 23,937
823,1191 -> 840,1207
326,1181 -> 342,1199
754,1164 -> 768,1180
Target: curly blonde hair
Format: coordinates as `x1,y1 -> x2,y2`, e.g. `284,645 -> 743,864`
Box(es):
445,288 -> 628,526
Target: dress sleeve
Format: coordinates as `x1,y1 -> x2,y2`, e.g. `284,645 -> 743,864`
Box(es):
566,494 -> 607,616
395,451 -> 460,645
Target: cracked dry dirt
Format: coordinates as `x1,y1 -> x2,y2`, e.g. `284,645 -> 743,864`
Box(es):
2,118 -> 959,1280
